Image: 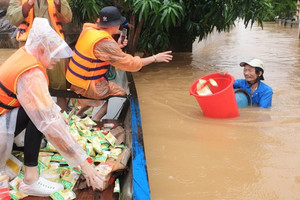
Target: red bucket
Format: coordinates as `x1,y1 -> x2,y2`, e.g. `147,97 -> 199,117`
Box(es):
189,73 -> 239,118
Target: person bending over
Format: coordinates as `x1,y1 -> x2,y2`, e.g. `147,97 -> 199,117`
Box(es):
0,18 -> 103,197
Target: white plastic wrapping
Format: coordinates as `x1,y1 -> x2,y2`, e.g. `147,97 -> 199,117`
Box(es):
25,18 -> 73,67
15,68 -> 87,168
0,108 -> 18,171
1,18 -> 85,170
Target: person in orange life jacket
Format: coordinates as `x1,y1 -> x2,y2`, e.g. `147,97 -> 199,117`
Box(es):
66,6 -> 173,121
220,58 -> 273,108
6,0 -> 72,112
0,18 -> 103,197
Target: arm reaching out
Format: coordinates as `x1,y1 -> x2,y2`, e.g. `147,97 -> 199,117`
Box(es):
16,68 -> 87,168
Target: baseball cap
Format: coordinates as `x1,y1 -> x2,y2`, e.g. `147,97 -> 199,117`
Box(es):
240,59 -> 265,80
97,6 -> 126,27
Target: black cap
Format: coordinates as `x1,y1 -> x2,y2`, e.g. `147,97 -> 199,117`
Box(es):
97,6 -> 126,27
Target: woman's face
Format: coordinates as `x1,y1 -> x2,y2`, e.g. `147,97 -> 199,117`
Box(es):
243,65 -> 259,83
40,56 -> 59,69
49,58 -> 60,69
38,48 -> 60,69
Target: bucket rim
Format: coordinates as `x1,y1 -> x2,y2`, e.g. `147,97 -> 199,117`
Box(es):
189,73 -> 235,97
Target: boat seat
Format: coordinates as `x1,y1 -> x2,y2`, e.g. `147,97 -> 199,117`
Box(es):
49,88 -> 127,100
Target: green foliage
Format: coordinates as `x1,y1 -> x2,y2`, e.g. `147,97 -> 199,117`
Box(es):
68,0 -> 275,53
68,0 -> 105,23
133,0 -> 160,22
132,0 -> 183,30
134,0 -> 273,53
176,0 -> 272,43
263,0 -> 297,21
138,29 -> 170,55
159,1 -> 184,30
134,0 -> 184,53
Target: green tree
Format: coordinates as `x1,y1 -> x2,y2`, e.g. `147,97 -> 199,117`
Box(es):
168,0 -> 273,52
263,0 -> 297,21
121,0 -> 184,55
68,0 -> 103,23
69,0 -> 272,54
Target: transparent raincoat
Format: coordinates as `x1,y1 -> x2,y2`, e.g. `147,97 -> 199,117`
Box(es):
0,18 -> 86,170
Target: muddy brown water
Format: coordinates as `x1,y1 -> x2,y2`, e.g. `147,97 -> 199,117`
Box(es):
1,21 -> 300,200
133,22 -> 300,200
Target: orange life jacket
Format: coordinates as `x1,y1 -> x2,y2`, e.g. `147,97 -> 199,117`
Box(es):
16,0 -> 64,41
66,24 -> 113,90
0,47 -> 49,115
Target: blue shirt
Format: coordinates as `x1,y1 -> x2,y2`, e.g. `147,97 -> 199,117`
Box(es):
233,79 -> 273,108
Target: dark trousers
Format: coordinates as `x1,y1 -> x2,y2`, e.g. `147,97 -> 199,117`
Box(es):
13,107 -> 43,167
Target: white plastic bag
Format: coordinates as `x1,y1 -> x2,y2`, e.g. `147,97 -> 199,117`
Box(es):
0,108 -> 18,172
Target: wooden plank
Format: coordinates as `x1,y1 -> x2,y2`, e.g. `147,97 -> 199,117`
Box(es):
49,88 -> 127,100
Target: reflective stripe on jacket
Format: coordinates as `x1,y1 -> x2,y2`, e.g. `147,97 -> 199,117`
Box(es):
16,0 -> 64,41
0,47 -> 49,115
66,26 -> 113,90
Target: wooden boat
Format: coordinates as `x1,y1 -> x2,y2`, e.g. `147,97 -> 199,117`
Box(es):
23,70 -> 150,200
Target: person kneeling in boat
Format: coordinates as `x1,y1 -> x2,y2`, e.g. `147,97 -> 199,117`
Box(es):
66,6 -> 173,121
0,18 -> 103,197
221,58 -> 273,108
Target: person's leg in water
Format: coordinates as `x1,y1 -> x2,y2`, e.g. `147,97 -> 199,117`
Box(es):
15,107 -> 63,196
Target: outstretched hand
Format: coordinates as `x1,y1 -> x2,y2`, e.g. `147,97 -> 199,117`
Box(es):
154,51 -> 173,63
80,160 -> 105,190
219,71 -> 228,76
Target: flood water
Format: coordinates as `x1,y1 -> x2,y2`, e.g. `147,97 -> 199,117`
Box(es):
133,21 -> 300,200
1,21 -> 300,200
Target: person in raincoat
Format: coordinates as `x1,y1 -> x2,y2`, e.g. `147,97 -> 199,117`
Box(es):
6,0 -> 73,112
66,6 -> 173,121
0,18 -> 103,197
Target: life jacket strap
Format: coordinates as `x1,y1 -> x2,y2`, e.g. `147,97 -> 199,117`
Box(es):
21,21 -> 30,27
0,82 -> 16,98
0,101 -> 17,110
74,48 -> 104,63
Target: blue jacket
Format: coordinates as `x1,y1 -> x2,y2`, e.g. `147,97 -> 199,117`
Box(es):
233,79 -> 273,108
